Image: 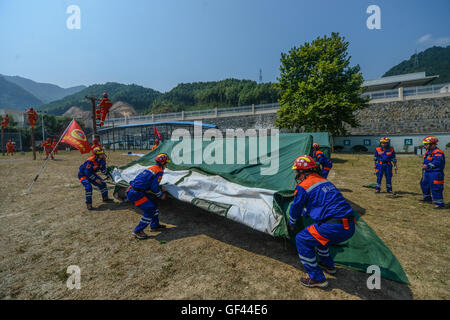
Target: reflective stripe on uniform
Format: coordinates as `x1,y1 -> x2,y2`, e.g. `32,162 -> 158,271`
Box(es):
135,197 -> 148,206
306,181 -> 328,193
307,225 -> 329,246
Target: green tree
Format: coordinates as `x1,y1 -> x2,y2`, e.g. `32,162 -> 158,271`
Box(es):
275,33 -> 368,136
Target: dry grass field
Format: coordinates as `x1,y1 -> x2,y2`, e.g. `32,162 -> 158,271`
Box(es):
0,150 -> 449,300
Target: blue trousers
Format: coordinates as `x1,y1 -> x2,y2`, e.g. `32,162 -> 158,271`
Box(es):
79,176 -> 107,204
127,189 -> 160,232
420,171 -> 444,207
295,221 -> 355,282
376,163 -> 393,192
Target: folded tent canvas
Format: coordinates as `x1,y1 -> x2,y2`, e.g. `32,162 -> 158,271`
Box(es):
109,133 -> 409,284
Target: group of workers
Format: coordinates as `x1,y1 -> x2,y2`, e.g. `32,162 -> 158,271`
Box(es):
77,134 -> 445,289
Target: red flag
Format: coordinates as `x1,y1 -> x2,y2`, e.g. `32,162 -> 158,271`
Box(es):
61,120 -> 91,153
154,125 -> 162,140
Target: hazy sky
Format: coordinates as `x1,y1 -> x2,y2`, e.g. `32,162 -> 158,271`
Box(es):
1,0 -> 449,92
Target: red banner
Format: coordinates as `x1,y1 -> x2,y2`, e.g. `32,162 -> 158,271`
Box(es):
61,120 -> 91,153
154,125 -> 162,140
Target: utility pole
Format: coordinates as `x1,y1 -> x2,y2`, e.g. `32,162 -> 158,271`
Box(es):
1,126 -> 4,156
86,95 -> 98,140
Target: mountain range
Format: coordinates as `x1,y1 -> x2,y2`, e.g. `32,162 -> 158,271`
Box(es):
0,74 -> 86,110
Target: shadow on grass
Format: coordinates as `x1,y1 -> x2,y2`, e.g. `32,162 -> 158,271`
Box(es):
330,157 -> 349,164
131,197 -> 414,300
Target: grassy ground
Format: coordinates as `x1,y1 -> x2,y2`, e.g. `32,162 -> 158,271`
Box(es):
0,150 -> 448,300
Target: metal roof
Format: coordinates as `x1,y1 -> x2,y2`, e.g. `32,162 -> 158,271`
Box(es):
362,72 -> 439,92
98,120 -> 217,132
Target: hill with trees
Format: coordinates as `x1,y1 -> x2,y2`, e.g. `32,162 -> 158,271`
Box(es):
41,82 -> 163,115
149,79 -> 280,114
41,79 -> 280,116
383,46 -> 450,84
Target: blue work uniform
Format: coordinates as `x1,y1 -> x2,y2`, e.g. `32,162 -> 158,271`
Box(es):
127,164 -> 164,232
420,147 -> 445,207
288,173 -> 356,282
374,146 -> 397,192
313,150 -> 333,178
78,155 -> 108,204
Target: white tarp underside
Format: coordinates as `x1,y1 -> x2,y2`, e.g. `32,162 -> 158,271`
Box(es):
111,165 -> 281,235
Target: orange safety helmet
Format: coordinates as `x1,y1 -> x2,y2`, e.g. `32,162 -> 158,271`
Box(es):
380,137 -> 390,143
292,155 -> 318,170
422,136 -> 438,145
155,153 -> 170,165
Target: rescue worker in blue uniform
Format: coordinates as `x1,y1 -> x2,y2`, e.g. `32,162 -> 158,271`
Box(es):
420,136 -> 445,209
288,155 -> 356,288
374,137 -> 398,193
312,143 -> 332,178
127,153 -> 170,239
78,147 -> 112,210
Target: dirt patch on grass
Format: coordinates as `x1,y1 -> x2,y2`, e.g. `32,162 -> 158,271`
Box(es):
0,151 -> 448,299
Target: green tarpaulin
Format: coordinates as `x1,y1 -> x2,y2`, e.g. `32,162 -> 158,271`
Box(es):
110,133 -> 409,284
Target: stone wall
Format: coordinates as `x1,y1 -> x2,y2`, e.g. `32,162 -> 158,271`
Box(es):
348,96 -> 450,135
198,96 -> 450,135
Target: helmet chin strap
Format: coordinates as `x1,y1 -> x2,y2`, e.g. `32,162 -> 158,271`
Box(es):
295,170 -> 314,183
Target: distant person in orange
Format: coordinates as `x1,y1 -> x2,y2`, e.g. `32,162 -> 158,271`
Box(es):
52,138 -> 58,155
6,140 -> 15,156
96,93 -> 113,127
26,107 -> 39,128
43,138 -> 54,160
91,137 -> 104,154
1,114 -> 10,129
151,139 -> 160,151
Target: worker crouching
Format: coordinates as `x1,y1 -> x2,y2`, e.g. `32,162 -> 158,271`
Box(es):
288,155 -> 356,288
127,153 -> 170,240
78,147 -> 112,210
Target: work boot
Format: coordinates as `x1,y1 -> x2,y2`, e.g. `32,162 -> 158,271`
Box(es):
318,261 -> 337,275
103,198 -> 114,203
150,224 -> 167,231
86,204 -> 93,210
134,231 -> 150,240
300,276 -> 328,288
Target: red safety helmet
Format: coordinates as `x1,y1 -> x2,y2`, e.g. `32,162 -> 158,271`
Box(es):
423,136 -> 438,145
292,155 -> 318,171
380,137 -> 390,143
103,93 -> 108,98
93,138 -> 99,144
312,142 -> 320,149
155,139 -> 159,144
155,153 -> 170,165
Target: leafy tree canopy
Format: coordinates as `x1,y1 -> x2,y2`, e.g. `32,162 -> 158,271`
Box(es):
275,32 -> 368,136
